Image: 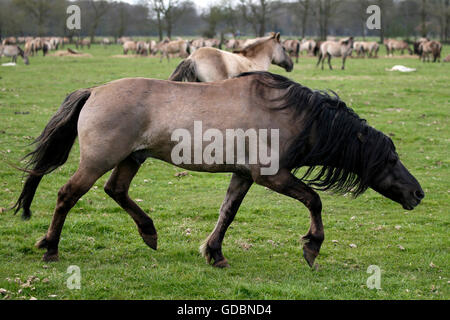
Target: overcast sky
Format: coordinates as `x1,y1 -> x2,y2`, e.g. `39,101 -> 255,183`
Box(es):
122,0 -> 218,10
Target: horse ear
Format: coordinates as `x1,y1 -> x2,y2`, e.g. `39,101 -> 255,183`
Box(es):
275,33 -> 281,42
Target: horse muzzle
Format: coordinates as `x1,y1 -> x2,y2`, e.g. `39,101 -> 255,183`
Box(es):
401,189 -> 425,210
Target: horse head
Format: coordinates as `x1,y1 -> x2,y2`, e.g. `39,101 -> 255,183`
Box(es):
270,32 -> 294,72
360,133 -> 424,210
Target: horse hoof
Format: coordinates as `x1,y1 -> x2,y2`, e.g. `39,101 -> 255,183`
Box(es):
302,246 -> 318,268
42,251 -> 59,262
213,259 -> 230,268
141,233 -> 158,250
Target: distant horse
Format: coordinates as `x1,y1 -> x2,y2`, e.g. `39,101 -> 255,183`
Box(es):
123,41 -> 137,55
190,38 -> 205,53
362,41 -> 379,58
299,39 -> 316,56
385,39 -> 412,56
0,45 -> 29,65
419,40 -> 442,62
160,39 -> 190,62
25,38 -> 44,56
136,41 -> 150,55
282,39 -> 300,63
316,37 -> 353,70
203,38 -> 221,49
353,41 -> 365,58
102,38 -> 111,47
2,37 -> 17,45
413,37 -> 429,55
224,39 -> 239,50
169,32 -> 293,82
77,38 -> 91,49
12,72 -> 424,268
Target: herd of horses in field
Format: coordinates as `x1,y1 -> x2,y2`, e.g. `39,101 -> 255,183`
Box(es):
1,33 -> 447,69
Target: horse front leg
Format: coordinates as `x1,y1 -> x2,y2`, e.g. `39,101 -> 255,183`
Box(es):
200,173 -> 252,268
341,55 -> 347,70
255,169 -> 324,268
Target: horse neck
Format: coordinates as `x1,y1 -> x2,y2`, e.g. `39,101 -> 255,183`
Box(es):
242,42 -> 273,70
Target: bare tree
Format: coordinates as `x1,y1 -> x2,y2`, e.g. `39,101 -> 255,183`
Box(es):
430,0 -> 449,42
297,0 -> 310,39
88,0 -> 109,42
240,0 -> 272,37
150,0 -> 183,40
420,0 -> 428,37
315,0 -> 341,40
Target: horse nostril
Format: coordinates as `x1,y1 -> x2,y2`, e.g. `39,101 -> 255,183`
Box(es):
415,190 -> 424,200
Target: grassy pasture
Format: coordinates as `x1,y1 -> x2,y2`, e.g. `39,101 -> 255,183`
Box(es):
0,44 -> 448,300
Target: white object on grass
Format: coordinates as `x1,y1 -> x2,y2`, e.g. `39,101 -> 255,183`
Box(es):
1,62 -> 17,66
386,65 -> 416,72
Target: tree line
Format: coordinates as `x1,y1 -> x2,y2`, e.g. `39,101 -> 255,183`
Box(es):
0,0 -> 448,43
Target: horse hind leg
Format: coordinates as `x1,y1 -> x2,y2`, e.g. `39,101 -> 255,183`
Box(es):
200,173 -> 252,268
327,54 -> 333,70
104,155 -> 157,250
36,166 -> 105,261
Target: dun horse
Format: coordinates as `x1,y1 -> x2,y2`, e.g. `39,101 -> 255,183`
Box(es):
0,45 -> 29,65
418,40 -> 442,62
169,33 -> 293,82
159,39 -> 190,62
282,39 -> 300,63
316,37 -> 353,70
13,72 -> 424,268
384,39 -> 412,56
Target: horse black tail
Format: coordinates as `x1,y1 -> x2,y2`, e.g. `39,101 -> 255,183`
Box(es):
169,59 -> 198,82
12,89 -> 91,220
313,43 -> 320,56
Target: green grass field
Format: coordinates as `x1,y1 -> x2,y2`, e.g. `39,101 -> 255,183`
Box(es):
0,45 -> 448,300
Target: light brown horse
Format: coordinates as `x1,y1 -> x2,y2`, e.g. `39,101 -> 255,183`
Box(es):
418,40 -> 442,62
384,39 -> 412,56
123,41 -> 137,55
0,45 -> 29,65
299,39 -> 316,56
282,39 -> 300,63
362,41 -> 379,58
316,37 -> 354,70
169,33 -> 293,82
13,72 -> 424,269
136,41 -> 150,55
159,39 -> 190,62
353,41 -> 365,58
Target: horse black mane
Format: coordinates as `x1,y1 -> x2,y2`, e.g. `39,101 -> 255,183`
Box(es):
238,71 -> 396,196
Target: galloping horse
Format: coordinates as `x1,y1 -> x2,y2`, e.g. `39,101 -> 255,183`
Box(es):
0,45 -> 29,65
13,72 -> 424,268
316,37 -> 353,70
169,33 -> 293,82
